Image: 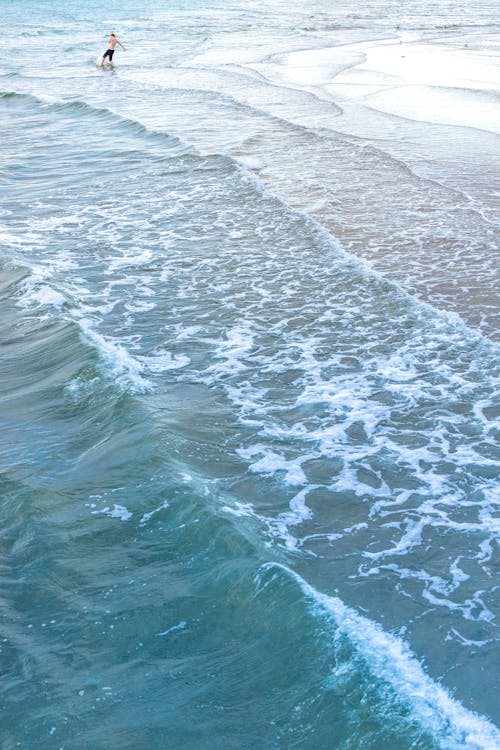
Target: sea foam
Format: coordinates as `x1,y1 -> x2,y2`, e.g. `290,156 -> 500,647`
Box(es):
262,563 -> 500,750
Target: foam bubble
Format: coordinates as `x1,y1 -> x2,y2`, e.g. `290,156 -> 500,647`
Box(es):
140,349 -> 190,373
107,247 -> 154,272
234,155 -> 265,171
237,444 -> 311,486
92,504 -> 133,521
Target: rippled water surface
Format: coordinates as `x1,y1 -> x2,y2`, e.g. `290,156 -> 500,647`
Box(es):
0,0 -> 499,748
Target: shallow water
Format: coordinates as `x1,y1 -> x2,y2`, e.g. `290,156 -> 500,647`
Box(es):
0,1 -> 499,748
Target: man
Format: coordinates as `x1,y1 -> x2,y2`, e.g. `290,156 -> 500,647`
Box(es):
100,33 -> 126,66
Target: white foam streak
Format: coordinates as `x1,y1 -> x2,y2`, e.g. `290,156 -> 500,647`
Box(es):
237,444 -> 313,486
263,563 -> 500,750
140,500 -> 170,526
139,349 -> 190,372
204,324 -> 255,376
16,270 -> 66,311
91,504 -> 133,521
77,318 -> 151,394
365,516 -> 428,560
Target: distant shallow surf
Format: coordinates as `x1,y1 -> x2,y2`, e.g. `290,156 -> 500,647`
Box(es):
121,27 -> 500,336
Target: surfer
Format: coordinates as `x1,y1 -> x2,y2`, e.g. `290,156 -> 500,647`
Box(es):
100,33 -> 126,66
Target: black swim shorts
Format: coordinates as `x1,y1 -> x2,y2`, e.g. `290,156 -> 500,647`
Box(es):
103,48 -> 114,61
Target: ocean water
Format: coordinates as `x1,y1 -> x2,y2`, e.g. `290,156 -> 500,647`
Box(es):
1,0 -> 499,748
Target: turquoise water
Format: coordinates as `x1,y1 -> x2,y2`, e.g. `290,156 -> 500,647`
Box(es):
1,1 -> 499,748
